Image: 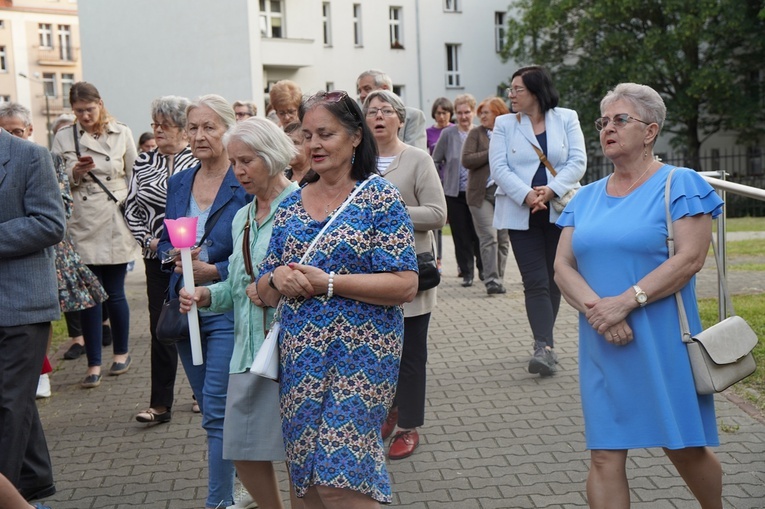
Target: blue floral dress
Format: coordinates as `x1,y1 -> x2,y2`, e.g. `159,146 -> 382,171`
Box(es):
258,176 -> 417,502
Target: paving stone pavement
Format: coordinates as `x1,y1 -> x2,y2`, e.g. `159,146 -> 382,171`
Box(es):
37,235 -> 765,509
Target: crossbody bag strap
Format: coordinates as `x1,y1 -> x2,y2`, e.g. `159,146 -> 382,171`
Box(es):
272,175 -> 377,318
87,171 -> 120,203
516,113 -> 557,176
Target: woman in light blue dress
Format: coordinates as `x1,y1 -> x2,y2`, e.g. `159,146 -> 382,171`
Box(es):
554,83 -> 724,509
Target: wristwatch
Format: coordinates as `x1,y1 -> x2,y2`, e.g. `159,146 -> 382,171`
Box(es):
143,235 -> 154,249
633,285 -> 648,307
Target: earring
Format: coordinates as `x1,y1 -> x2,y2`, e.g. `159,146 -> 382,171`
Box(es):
351,149 -> 356,165
643,145 -> 648,160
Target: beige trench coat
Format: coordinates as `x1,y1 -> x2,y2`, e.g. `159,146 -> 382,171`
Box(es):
382,146 -> 447,317
52,121 -> 139,265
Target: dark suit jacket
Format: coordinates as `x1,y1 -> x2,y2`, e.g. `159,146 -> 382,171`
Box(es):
0,129 -> 66,326
157,164 -> 251,299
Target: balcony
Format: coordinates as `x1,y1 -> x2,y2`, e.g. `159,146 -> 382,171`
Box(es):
36,46 -> 79,66
260,37 -> 315,69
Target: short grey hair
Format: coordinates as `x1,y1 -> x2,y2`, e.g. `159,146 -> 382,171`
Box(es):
0,102 -> 32,126
362,90 -> 406,124
187,94 -> 236,130
152,95 -> 191,129
356,69 -> 392,93
232,100 -> 257,116
52,113 -> 75,134
600,83 -> 666,135
224,117 -> 298,177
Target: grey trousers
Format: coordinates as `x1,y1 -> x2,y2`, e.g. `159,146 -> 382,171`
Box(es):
468,187 -> 510,286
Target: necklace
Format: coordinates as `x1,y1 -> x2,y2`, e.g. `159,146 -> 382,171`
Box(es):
324,183 -> 351,214
612,162 -> 654,196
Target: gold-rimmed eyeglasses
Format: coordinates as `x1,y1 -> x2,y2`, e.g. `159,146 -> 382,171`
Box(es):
505,86 -> 526,97
594,114 -> 651,132
151,122 -> 177,131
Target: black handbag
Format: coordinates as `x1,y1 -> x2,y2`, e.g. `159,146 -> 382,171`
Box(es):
417,251 -> 440,292
156,297 -> 189,346
154,205 -> 227,345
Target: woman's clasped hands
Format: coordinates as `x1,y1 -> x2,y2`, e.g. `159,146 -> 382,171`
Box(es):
584,295 -> 635,346
526,186 -> 554,213
271,263 -> 332,299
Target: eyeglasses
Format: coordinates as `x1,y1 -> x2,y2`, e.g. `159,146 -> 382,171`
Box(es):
304,90 -> 361,123
73,106 -> 99,116
8,128 -> 27,138
275,109 -> 298,117
365,107 -> 397,118
594,114 -> 652,131
505,86 -> 526,97
150,122 -> 177,131
235,112 -> 252,119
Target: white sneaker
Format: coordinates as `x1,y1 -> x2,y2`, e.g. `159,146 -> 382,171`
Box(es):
226,494 -> 256,509
36,374 -> 51,399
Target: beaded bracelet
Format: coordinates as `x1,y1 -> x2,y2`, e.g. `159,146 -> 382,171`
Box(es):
327,271 -> 335,298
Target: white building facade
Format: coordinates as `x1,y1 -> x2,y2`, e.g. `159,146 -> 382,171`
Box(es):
77,0 -> 518,136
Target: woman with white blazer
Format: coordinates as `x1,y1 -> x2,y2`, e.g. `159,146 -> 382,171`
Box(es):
489,65 -> 586,377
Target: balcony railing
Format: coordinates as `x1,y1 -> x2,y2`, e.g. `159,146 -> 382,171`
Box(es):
36,46 -> 79,65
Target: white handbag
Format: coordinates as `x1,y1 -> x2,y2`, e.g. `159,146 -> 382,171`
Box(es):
250,176 -> 377,380
665,168 -> 758,395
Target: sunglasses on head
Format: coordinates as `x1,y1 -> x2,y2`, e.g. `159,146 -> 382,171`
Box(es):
304,90 -> 361,122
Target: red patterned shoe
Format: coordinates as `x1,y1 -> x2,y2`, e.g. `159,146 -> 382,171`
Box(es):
388,429 -> 419,460
381,407 -> 398,440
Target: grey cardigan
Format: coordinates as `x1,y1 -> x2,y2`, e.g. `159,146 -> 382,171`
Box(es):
432,124 -> 473,197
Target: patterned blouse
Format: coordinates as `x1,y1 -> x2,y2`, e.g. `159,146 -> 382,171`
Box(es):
123,146 -> 198,259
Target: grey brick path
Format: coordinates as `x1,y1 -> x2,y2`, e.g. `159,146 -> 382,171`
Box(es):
37,235 -> 765,508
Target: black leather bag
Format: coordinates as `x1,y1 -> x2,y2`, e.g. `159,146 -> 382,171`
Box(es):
417,252 -> 440,292
156,298 -> 191,346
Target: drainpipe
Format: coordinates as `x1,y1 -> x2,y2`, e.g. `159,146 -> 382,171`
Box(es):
415,0 -> 423,109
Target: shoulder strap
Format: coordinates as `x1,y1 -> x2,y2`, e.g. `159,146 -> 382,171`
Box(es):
198,204 -> 226,248
516,113 -> 557,176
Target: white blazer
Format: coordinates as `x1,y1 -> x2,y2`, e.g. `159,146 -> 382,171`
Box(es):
489,107 -> 586,230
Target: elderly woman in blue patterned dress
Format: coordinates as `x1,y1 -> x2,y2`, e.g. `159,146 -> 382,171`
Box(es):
124,96 -> 198,424
554,83 -> 723,509
257,90 -> 418,509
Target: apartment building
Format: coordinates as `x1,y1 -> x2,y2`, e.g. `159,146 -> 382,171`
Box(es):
77,0 -> 517,137
0,0 -> 82,147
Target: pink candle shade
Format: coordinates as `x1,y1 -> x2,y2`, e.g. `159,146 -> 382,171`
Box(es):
164,217 -> 199,249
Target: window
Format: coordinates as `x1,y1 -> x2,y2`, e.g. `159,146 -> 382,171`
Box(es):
353,4 -> 362,47
392,85 -> 404,101
326,82 -> 335,92
446,44 -> 461,88
0,20 -> 5,29
322,2 -> 332,46
444,0 -> 460,12
58,24 -> 72,60
38,23 -> 53,49
61,73 -> 75,99
389,7 -> 403,49
260,0 -> 284,38
0,95 -> 10,104
495,12 -> 506,53
0,46 -> 6,72
42,72 -> 56,97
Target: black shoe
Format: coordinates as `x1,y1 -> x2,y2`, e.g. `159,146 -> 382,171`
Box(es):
528,345 -> 557,377
109,355 -> 132,376
63,342 -> 85,360
486,281 -> 506,295
478,269 -> 485,281
461,276 -> 473,287
135,409 -> 172,424
19,483 -> 56,501
80,373 -> 102,388
102,324 -> 112,346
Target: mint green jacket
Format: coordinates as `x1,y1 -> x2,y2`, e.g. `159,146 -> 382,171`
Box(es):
205,182 -> 298,374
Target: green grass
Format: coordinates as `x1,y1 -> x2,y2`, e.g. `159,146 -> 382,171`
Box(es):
50,318 -> 71,355
721,217 -> 765,232
698,294 -> 765,413
723,239 -> 765,257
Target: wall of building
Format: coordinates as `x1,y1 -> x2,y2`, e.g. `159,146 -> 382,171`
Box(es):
77,0 -> 518,137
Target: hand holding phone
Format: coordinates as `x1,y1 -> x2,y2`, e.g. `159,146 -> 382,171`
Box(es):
78,155 -> 94,164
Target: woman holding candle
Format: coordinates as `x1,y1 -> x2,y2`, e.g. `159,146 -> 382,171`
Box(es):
178,117 -> 300,509
257,90 -> 418,508
157,94 -> 250,509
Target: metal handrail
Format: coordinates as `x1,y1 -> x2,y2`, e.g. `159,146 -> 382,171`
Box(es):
699,171 -> 765,319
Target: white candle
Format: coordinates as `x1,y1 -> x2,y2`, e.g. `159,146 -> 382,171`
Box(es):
181,247 -> 203,365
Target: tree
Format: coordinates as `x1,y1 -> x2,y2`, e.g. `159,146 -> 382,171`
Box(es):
501,0 -> 765,167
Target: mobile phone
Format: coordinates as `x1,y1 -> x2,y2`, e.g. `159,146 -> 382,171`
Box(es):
78,155 -> 94,164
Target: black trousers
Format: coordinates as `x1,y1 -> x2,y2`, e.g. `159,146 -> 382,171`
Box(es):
145,258 -> 179,410
393,313 -> 431,429
0,323 -> 54,491
446,192 -> 482,277
508,208 -> 562,348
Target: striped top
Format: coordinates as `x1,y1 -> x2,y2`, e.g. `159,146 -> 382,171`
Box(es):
123,146 -> 198,259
